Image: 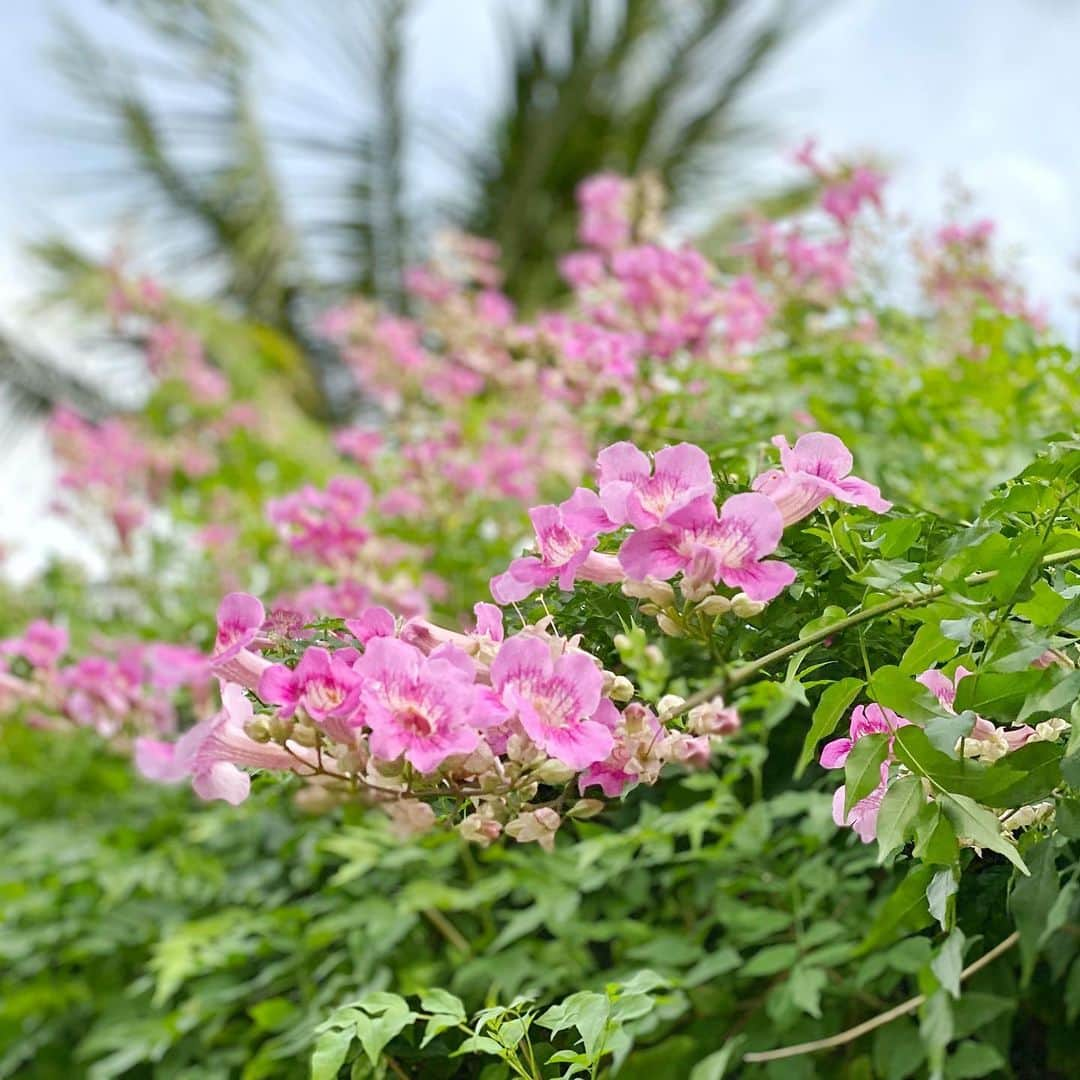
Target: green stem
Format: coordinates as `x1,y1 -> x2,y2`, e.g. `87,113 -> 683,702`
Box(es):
671,547 -> 1080,719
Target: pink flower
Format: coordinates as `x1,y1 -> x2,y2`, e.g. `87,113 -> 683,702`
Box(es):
618,492 -> 796,602
490,489 -> 618,603
819,703 -> 909,769
831,763 -> 889,843
258,647 -> 362,727
752,433 -> 891,526
135,684 -> 304,805
577,173 -> 633,252
213,593 -> 265,662
2,620 -> 69,669
916,666 -> 974,712
355,638 -> 484,773
596,441 -> 715,528
491,635 -> 613,769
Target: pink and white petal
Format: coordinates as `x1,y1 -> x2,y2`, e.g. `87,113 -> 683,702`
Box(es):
193,761 -> 251,805
819,738 -> 853,769
134,737 -> 188,783
491,635 -> 555,693
596,441 -> 650,486
599,479 -> 635,526
718,492 -> 785,558
653,442 -> 715,489
554,651 -> 604,714
784,432 -> 853,483
831,475 -> 892,513
618,527 -> 687,581
719,558 -> 796,602
473,602 -> 504,642
257,664 -> 298,710
544,719 -> 615,770
560,487 -> 616,535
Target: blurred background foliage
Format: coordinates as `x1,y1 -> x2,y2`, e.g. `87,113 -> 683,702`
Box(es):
2,0 -> 801,425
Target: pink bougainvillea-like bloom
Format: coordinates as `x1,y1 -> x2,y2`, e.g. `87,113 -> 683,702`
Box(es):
266,476 -> 372,564
355,637 -> 484,773
596,441 -> 715,529
618,492 -> 796,602
820,703 -> 909,844
258,646 -> 361,728
490,488 -> 621,603
832,763 -> 889,843
752,432 -> 891,526
491,634 -> 613,769
576,173 -> 633,252
135,683 -> 305,805
1,619 -> 69,669
819,703 -> 909,769
213,592 -> 265,662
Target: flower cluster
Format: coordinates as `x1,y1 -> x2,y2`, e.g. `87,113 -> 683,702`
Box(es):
492,430 -> 889,611
822,666 -> 1070,845
134,592 -> 724,848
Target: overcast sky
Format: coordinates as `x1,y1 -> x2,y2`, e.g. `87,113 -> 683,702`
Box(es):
1,0 -> 1078,573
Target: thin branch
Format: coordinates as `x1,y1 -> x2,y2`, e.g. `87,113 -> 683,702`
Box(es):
743,930 -> 1020,1064
671,547 -> 1080,719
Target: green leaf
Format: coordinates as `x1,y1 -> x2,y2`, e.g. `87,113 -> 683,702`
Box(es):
927,868 -> 958,931
872,1017 -> 925,1080
869,666 -> 940,723
1017,669 -> 1080,722
688,1037 -> 745,1080
900,623 -> 959,676
939,794 -> 1028,875
931,928 -> 966,999
876,774 -> 925,860
923,711 -> 976,755
860,865 -> 936,953
795,677 -> 863,778
311,1029 -> 354,1080
945,1040 -> 1006,1078
844,732 -> 890,815
920,990 -> 954,1075
913,803 -> 959,865
788,966 -> 827,1019
419,989 -> 466,1022
1010,840 -> 1059,983
954,670 -> 1047,720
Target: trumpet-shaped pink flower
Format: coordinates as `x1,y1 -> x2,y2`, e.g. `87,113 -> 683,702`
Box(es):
213,593 -> 265,661
356,638 -> 484,773
1,619 -> 69,669
916,666 -> 973,712
490,489 -> 619,603
258,647 -> 361,726
618,492 -> 796,602
819,703 -> 909,769
491,635 -> 613,769
831,763 -> 889,843
918,667 -> 1035,755
135,684 -> 304,805
753,432 -> 891,526
596,441 -> 715,528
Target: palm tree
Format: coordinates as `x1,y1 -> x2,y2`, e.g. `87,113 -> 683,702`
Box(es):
12,0 -> 799,421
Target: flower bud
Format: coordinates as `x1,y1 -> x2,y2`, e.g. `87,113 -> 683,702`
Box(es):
268,715 -> 295,743
289,722 -> 319,748
656,612 -> 684,638
567,798 -> 605,819
458,813 -> 503,845
731,593 -> 767,617
608,675 -> 635,703
695,594 -> 733,617
687,697 -> 741,736
657,694 -> 686,721
613,633 -> 632,653
532,759 -> 577,785
621,578 -> 677,607
243,715 -> 273,743
505,807 -> 561,851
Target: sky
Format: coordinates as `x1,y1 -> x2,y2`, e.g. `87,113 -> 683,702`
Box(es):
1,0 -> 1078,574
